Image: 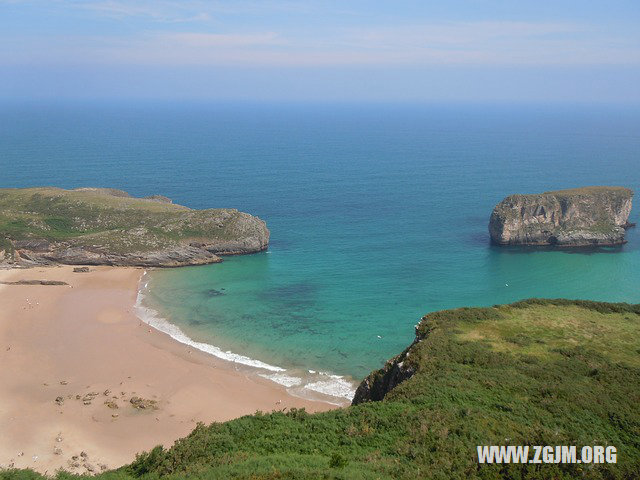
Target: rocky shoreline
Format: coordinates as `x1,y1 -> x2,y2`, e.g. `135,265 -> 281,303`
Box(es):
489,186 -> 634,247
0,187 -> 269,268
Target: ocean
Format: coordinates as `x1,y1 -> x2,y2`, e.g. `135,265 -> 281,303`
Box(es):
2,102 -> 639,402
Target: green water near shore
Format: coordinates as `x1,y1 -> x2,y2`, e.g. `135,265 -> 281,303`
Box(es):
142,235 -> 640,398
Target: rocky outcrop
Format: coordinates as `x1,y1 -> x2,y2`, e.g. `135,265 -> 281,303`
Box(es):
144,195 -> 173,204
351,351 -> 416,405
352,323 -> 426,405
489,186 -> 634,247
129,396 -> 158,410
15,243 -> 224,268
0,187 -> 269,268
0,279 -> 68,286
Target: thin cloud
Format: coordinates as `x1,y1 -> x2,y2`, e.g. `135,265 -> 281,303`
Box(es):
0,17 -> 638,67
343,22 -> 589,49
74,0 -> 212,23
163,32 -> 281,47
0,0 -> 318,22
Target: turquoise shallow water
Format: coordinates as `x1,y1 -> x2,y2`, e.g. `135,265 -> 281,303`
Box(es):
2,102 -> 639,400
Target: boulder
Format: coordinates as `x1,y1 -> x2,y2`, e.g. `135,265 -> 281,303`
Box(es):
129,396 -> 158,410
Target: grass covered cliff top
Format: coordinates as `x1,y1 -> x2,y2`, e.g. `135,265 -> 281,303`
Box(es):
3,299 -> 638,479
543,186 -> 633,197
0,187 -> 268,262
501,186 -> 633,205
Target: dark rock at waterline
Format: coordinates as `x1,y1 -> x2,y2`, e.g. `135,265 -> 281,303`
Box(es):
205,289 -> 225,297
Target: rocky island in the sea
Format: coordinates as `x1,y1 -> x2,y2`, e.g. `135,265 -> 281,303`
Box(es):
489,186 -> 634,247
0,187 -> 269,267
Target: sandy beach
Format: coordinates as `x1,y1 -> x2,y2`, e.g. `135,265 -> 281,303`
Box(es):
0,266 -> 339,475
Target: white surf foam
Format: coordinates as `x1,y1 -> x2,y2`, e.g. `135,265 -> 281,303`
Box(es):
304,372 -> 357,400
135,287 -> 285,372
258,373 -> 303,387
135,272 -> 357,402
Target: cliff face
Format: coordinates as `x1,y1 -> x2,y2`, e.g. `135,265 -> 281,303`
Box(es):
489,186 -> 633,247
352,325 -> 424,405
0,187 -> 269,268
351,347 -> 416,404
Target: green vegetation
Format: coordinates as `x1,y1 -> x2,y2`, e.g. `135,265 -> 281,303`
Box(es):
0,187 -> 266,257
2,299 -> 638,479
0,236 -> 15,260
543,186 -> 632,198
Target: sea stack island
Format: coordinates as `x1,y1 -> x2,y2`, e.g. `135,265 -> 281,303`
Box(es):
489,186 -> 634,247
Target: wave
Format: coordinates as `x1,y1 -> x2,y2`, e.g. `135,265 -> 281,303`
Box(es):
135,274 -> 284,372
135,271 -> 357,402
259,372 -> 357,401
304,372 -> 356,400
258,373 -> 303,387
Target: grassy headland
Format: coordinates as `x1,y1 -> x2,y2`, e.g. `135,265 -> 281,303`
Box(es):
0,188 -> 269,266
2,299 -> 638,479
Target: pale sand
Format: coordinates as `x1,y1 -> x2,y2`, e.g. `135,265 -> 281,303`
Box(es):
0,266 -> 340,474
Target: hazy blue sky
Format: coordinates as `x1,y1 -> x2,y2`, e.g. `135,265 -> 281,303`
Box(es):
1,0 -> 639,102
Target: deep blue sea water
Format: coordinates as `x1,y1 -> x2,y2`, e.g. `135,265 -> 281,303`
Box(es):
2,102 -> 639,401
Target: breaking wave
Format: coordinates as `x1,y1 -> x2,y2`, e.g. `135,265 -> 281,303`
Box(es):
135,272 -> 357,403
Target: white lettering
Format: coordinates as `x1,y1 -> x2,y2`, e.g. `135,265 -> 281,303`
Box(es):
582,446 -> 593,463
593,445 -> 604,464
605,446 -> 617,463
532,445 -> 542,464
542,446 -> 554,463
561,446 -> 576,463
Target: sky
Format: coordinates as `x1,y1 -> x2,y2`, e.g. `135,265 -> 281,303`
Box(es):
1,0 -> 639,103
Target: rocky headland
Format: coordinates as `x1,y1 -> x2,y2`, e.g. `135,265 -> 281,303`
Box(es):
489,186 -> 634,247
0,187 -> 269,268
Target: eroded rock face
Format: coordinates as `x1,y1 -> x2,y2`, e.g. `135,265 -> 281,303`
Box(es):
351,354 -> 416,405
489,187 -> 634,247
352,320 -> 426,405
3,239 -> 227,268
0,187 -> 270,268
27,244 -> 224,268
